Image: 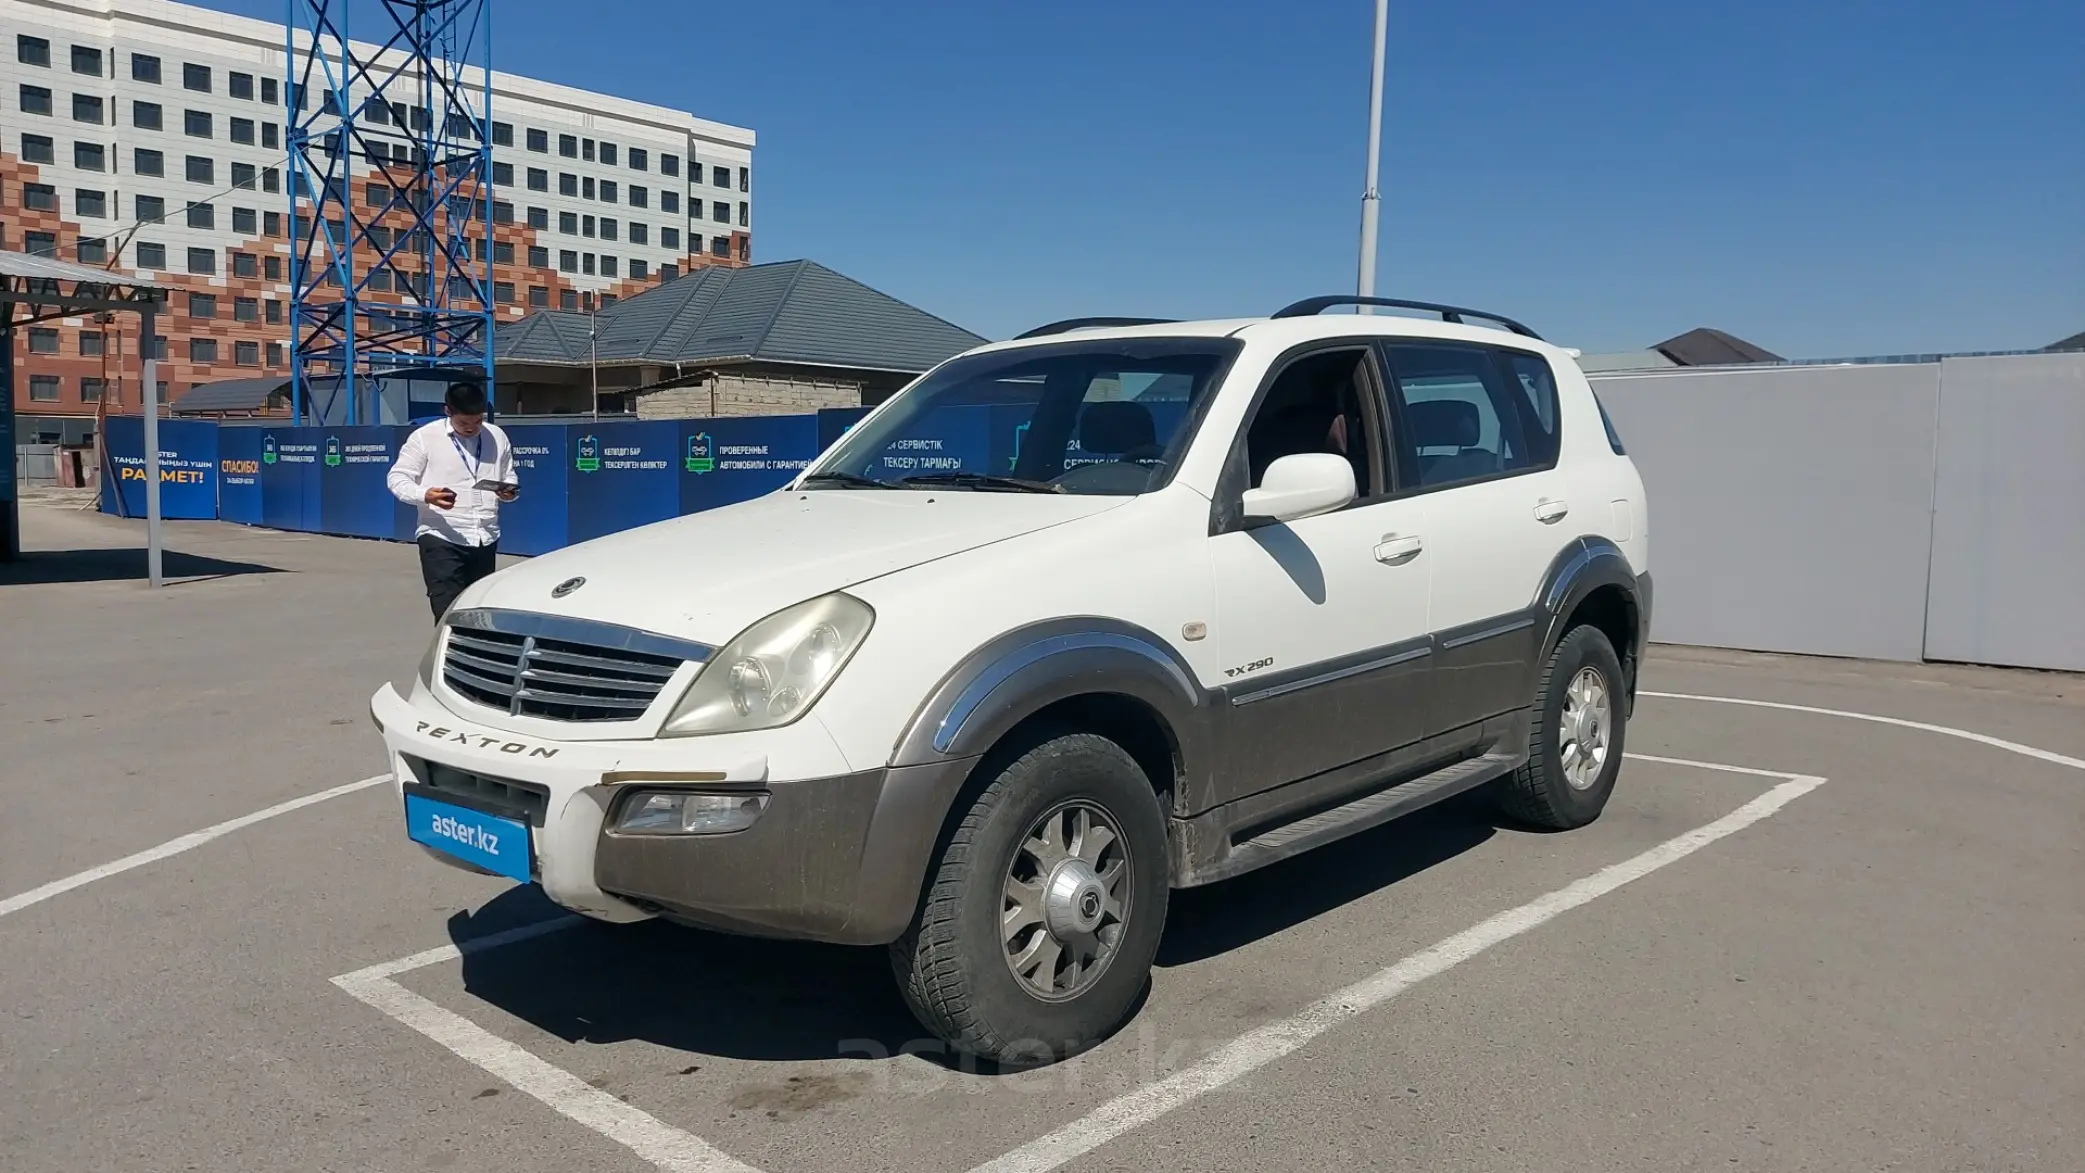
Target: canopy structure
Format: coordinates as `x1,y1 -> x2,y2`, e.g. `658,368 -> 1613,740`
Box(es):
1,250 -> 171,580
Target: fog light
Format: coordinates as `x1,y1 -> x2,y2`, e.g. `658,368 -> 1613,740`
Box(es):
616,790 -> 768,835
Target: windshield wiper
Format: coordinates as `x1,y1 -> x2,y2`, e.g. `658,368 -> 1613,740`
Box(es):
899,472 -> 1064,494
800,470 -> 895,489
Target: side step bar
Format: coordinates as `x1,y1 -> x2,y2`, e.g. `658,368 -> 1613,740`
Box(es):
1198,752 -> 1520,884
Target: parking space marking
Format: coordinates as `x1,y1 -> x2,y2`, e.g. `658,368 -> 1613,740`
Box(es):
330,915 -> 763,1173
0,773 -> 390,920
1643,691 -> 2085,772
966,755 -> 1826,1173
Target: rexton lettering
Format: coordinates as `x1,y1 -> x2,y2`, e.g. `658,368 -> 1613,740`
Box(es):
413,720 -> 559,758
427,814 -> 500,854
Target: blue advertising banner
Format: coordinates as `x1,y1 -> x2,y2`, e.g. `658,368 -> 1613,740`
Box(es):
857,403 -> 992,482
216,427 -> 264,525
564,421 -> 678,545
101,416 -> 219,519
678,415 -> 820,516
816,406 -> 872,454
258,428 -> 321,532
497,423 -> 568,556
316,425 -> 415,540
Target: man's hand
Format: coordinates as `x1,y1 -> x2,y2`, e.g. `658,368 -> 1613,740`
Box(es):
425,487 -> 457,510
494,484 -> 519,503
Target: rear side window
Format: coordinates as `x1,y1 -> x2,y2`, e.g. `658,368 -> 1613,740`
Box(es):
1384,343 -> 1558,489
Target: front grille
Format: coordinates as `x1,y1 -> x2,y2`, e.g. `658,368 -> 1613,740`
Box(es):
410,759 -> 551,826
441,609 -> 708,723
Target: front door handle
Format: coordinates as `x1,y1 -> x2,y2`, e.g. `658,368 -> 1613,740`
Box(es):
1375,534 -> 1423,563
1534,498 -> 1570,524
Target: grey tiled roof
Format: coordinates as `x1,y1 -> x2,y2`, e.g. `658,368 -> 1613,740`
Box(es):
1652,327 -> 1783,366
494,259 -> 986,374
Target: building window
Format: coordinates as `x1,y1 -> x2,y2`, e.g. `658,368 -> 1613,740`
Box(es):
661,190 -> 679,215
492,161 -> 513,185
190,338 -> 219,363
527,206 -> 548,230
580,254 -> 596,276
130,52 -> 160,82
29,376 -> 60,402
74,188 -> 107,217
24,183 -> 58,211
600,179 -> 618,204
557,133 -> 577,158
560,289 -> 578,311
660,263 -> 677,282
711,200 -> 729,224
261,77 -> 278,104
262,122 -> 278,149
661,227 -> 679,251
689,200 -> 703,222
628,222 -> 648,246
265,256 -> 282,280
527,167 -> 547,191
232,206 -> 257,233
183,109 -> 211,138
710,165 -> 727,188
601,141 -> 619,166
81,377 -> 106,403
130,148 -> 164,177
187,247 -> 216,275
737,237 -> 750,261
20,84 -> 53,115
266,341 -> 284,366
188,292 -> 217,318
80,331 -> 105,357
264,211 -> 282,237
132,99 -> 162,129
233,295 -> 258,320
711,236 -> 729,257
22,133 -> 56,164
628,147 -> 648,172
582,215 -> 595,238
661,153 -> 679,177
230,116 -> 254,144
136,241 -> 166,268
528,285 -> 548,307
229,71 -> 253,100
366,269 -> 391,292
558,172 -> 577,196
233,254 -> 258,280
235,340 -> 260,366
29,328 -> 60,354
183,63 -> 210,93
630,258 -> 649,280
185,155 -> 214,183
582,137 -> 595,162
599,218 -> 619,242
262,167 -> 280,193
186,201 -> 215,229
19,35 -> 51,67
364,182 -> 389,206
527,245 -> 548,268
738,202 -> 750,227
739,167 -> 750,192
558,210 -> 578,234
492,200 -> 514,224
494,281 -> 515,304
628,185 -> 648,209
71,45 -> 103,76
491,121 -> 512,146
526,127 -> 547,152
601,255 -> 618,278
136,194 -> 166,221
558,249 -> 577,272
265,298 -> 282,323
582,176 -> 595,200
492,240 -> 514,265
75,141 -> 106,170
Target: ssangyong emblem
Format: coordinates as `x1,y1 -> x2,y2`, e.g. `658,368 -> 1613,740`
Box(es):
551,576 -> 586,599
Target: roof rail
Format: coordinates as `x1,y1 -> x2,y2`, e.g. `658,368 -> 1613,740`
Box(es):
1013,316 -> 1179,340
1270,296 -> 1542,339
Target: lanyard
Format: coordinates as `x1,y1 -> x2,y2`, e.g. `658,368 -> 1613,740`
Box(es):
449,429 -> 486,482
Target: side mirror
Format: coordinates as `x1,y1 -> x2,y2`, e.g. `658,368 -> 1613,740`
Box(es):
1241,453 -> 1356,524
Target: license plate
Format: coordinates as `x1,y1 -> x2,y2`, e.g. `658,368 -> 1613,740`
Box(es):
405,794 -> 532,882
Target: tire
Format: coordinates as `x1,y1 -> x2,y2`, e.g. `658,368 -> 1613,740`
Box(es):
1498,624 -> 1627,830
890,730 -> 1169,1067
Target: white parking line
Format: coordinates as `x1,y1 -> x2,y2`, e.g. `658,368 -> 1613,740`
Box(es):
966,754 -> 1824,1173
1642,691 -> 2085,771
0,773 -> 390,920
330,753 -> 1819,1173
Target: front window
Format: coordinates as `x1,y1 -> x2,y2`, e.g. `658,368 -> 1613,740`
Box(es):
807,338 -> 1240,496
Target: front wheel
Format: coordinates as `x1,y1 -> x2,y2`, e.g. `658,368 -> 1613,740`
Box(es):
890,731 -> 1169,1066
1498,624 -> 1627,829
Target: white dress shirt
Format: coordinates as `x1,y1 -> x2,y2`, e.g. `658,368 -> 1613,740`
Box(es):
386,418 -> 517,547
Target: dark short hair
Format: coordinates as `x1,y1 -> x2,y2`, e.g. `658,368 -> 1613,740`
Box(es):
444,381 -> 489,415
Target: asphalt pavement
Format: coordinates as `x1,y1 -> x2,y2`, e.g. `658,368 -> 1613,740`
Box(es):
3,505 -> 2079,1172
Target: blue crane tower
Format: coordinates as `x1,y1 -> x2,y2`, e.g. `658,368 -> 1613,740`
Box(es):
286,0 -> 494,425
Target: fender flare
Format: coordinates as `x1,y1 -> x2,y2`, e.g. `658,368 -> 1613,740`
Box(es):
1532,536 -> 1650,701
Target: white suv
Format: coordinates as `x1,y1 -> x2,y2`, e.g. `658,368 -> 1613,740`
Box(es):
369,296 -> 1651,1065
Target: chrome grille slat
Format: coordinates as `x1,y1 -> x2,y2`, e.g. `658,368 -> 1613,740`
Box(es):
440,609 -> 704,723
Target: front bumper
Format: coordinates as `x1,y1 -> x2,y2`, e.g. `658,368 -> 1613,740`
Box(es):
370,684 -> 974,944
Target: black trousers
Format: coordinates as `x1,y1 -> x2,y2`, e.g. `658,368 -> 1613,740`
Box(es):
419,534 -> 498,620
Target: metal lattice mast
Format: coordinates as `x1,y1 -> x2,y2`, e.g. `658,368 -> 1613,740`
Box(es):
286,0 -> 493,425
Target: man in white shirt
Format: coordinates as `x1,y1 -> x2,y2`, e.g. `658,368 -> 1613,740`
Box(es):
386,382 -> 519,619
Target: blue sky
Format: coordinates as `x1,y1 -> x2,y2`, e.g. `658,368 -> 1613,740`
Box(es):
219,0 -> 2082,357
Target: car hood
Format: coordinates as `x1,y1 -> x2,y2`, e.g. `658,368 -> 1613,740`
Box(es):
467,489 -> 1125,645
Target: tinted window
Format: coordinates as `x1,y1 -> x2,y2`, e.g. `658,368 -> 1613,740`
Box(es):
811,340 -> 1239,496
1240,348 -> 1381,496
1384,343 -> 1553,488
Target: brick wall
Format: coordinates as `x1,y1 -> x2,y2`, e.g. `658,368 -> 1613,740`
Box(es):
635,370 -> 863,419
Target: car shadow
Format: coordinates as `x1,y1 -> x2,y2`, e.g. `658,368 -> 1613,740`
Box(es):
0,546 -> 282,584
450,790 -> 1500,1068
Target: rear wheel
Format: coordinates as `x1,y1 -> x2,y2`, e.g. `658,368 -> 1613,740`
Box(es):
1499,624 -> 1626,829
890,731 -> 1168,1066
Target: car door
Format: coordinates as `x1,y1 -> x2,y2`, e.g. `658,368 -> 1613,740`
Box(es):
1206,342 -> 1434,806
1380,340 -> 1574,736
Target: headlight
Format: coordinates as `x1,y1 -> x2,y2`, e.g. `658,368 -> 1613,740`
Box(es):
660,593 -> 874,737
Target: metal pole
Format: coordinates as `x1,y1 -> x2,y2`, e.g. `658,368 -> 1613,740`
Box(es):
590,311 -> 599,419
140,302 -> 162,586
1356,0 -> 1388,312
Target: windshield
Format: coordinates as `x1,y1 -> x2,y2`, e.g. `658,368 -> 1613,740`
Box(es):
806,337 -> 1241,495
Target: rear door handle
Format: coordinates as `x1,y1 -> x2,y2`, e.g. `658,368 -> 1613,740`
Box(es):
1533,498 -> 1570,524
1375,534 -> 1423,563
